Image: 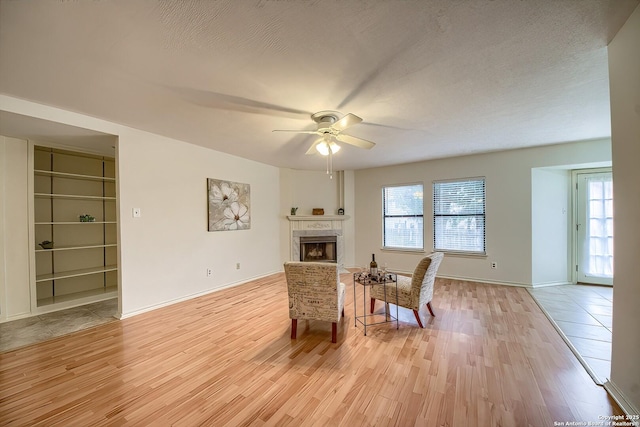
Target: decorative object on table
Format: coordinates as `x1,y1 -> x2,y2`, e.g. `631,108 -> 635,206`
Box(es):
290,207 -> 298,215
38,240 -> 54,249
338,208 -> 344,215
370,252 -> 444,328
79,214 -> 95,222
355,271 -> 393,284
312,208 -> 324,215
284,261 -> 346,343
207,178 -> 251,231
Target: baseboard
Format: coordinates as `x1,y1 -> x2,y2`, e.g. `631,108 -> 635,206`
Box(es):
118,270 -> 281,320
604,380 -> 640,418
348,271 -> 551,289
530,281 -> 573,288
0,311 -> 33,324
436,274 -> 532,288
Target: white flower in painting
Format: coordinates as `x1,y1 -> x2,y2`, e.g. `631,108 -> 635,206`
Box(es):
222,202 -> 250,230
210,182 -> 238,205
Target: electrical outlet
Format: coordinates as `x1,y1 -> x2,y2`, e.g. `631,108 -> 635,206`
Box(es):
132,208 -> 141,218
207,268 -> 213,277
236,263 -> 240,270
491,262 -> 497,269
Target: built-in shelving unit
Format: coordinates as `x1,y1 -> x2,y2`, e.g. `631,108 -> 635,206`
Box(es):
33,146 -> 118,309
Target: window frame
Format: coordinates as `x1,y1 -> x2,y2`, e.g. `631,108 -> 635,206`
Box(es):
382,182 -> 424,251
433,177 -> 486,255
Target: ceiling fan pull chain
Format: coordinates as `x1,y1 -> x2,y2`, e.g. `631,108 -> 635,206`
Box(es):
326,151 -> 329,175
328,149 -> 333,179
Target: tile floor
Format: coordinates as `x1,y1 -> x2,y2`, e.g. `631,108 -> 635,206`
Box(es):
528,284 -> 613,385
0,299 -> 118,353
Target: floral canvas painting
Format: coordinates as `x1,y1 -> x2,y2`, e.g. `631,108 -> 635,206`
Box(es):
207,178 -> 251,231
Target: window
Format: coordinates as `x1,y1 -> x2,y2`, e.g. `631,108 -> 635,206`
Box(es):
383,184 -> 423,250
433,178 -> 485,254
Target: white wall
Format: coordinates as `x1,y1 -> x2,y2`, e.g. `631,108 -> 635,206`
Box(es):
0,136 -> 31,320
0,138 -> 4,319
608,4 -> 640,413
0,95 -> 282,320
531,168 -> 571,286
117,129 -> 281,317
354,139 -> 611,285
282,169 -> 343,216
342,170 -> 356,267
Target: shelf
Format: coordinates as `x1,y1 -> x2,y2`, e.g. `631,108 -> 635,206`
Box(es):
287,215 -> 350,221
36,243 -> 117,253
37,286 -> 117,308
35,193 -> 116,201
35,169 -> 116,182
36,265 -> 118,282
35,221 -> 117,225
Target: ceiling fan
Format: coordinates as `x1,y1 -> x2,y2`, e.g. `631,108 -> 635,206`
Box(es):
272,110 -> 376,156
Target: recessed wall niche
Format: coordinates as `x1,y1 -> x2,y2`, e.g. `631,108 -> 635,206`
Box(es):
33,146 -> 118,308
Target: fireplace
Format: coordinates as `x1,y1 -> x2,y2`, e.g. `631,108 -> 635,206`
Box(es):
288,215 -> 348,269
300,236 -> 337,263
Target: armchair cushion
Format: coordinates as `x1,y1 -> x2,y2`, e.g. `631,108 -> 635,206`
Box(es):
370,252 -> 444,313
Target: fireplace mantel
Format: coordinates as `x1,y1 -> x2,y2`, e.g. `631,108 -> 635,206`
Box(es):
287,215 -> 350,221
287,215 -> 349,232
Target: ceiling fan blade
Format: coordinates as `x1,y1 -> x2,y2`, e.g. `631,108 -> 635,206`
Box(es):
361,121 -> 425,132
305,138 -> 323,155
272,129 -> 320,135
331,113 -> 363,132
336,133 -> 376,150
171,87 -> 311,119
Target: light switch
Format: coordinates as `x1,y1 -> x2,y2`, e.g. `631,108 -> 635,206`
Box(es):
132,208 -> 141,218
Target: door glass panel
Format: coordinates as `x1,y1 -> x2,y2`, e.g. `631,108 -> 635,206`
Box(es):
576,171 -> 613,285
586,175 -> 613,278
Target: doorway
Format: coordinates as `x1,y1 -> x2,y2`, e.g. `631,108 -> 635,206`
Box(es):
574,169 -> 613,286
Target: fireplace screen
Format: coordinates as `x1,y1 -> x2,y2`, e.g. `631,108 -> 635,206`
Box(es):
300,236 -> 337,263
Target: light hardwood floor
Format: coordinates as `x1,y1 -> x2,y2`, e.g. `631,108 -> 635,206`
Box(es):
0,272 -> 622,426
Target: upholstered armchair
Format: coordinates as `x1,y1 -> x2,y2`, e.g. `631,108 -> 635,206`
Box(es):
284,261 -> 346,343
370,252 -> 444,328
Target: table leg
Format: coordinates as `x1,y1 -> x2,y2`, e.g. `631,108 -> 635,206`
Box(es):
353,275 -> 357,327
395,279 -> 399,329
363,281 -> 367,336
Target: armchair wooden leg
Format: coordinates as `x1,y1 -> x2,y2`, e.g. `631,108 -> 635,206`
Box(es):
291,319 -> 297,339
426,302 -> 435,317
412,310 -> 424,328
370,298 -> 376,313
331,322 -> 337,343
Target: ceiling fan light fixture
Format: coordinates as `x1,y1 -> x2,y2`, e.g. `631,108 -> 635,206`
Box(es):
316,140 -> 340,156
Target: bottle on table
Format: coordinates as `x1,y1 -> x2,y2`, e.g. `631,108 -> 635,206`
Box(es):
370,253 -> 378,276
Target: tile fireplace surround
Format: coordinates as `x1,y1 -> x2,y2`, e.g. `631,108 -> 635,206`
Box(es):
287,215 -> 349,269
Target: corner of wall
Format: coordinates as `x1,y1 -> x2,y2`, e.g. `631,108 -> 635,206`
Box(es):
0,137 -> 6,320
604,380 -> 640,417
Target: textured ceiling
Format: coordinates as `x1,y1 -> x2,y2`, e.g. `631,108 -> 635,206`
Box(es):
0,0 -> 637,170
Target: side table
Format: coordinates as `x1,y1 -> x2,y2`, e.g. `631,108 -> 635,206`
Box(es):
353,271 -> 399,335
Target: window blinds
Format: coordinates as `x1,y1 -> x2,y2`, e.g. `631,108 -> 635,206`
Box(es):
433,178 -> 485,253
383,184 -> 424,250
